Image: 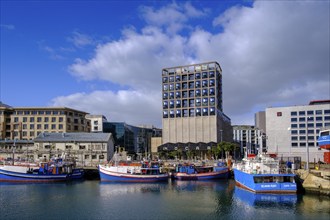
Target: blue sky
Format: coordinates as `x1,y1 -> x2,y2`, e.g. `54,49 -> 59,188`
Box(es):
1,0 -> 329,128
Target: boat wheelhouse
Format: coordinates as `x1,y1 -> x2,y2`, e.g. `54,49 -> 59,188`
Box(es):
233,153 -> 297,194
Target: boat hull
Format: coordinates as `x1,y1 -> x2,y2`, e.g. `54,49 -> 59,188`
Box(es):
233,168 -> 297,194
0,167 -> 84,183
98,165 -> 169,182
173,167 -> 229,180
318,135 -> 330,150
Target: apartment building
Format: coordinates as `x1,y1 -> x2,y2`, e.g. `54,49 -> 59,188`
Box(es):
0,102 -> 90,140
233,125 -> 265,157
86,114 -> 108,133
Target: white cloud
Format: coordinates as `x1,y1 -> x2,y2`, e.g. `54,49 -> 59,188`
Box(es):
51,90 -> 161,126
139,2 -> 207,35
69,26 -> 192,92
54,1 -> 329,127
67,31 -> 95,48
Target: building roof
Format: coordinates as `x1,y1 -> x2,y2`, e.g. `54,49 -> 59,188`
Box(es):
34,132 -> 112,143
0,101 -> 13,109
309,100 -> 330,105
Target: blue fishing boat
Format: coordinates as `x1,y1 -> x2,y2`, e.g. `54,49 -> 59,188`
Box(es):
172,163 -> 229,180
0,158 -> 84,182
233,153 -> 297,194
98,161 -> 169,182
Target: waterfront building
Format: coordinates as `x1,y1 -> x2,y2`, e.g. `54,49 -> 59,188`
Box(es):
103,122 -> 161,159
160,61 -> 232,157
0,139 -> 34,161
34,132 -> 114,166
233,125 -> 264,157
0,102 -> 91,140
265,100 -> 330,162
86,114 -> 108,133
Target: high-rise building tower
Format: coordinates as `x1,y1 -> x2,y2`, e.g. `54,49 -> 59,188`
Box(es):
161,61 -> 232,148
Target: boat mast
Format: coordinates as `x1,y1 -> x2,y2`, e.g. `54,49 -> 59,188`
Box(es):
12,139 -> 16,165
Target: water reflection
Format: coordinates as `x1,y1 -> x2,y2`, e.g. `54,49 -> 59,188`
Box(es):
234,186 -> 300,207
171,179 -> 227,192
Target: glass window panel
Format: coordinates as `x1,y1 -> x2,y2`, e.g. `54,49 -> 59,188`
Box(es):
291,111 -> 297,116
307,110 -> 313,115
315,110 -> 322,115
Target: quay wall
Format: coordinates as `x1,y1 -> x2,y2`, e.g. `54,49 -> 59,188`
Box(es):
295,169 -> 330,196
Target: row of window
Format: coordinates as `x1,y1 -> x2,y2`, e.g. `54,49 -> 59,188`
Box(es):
12,117 -> 85,124
13,124 -> 64,130
291,136 -> 317,141
290,128 -> 320,134
163,89 -> 217,99
162,71 -> 216,83
290,122 -> 330,130
163,80 -> 216,91
13,125 -> 81,137
291,110 -> 330,116
163,98 -> 216,109
163,107 -> 216,118
11,110 -> 85,117
14,117 -> 64,123
291,116 -> 330,122
291,142 -> 317,147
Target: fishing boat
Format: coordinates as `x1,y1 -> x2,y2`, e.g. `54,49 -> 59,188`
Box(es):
317,128 -> 330,163
233,153 -> 297,194
98,160 -> 169,182
0,157 -> 84,182
171,163 -> 229,180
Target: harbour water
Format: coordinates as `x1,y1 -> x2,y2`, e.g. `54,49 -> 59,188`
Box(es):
1,179 -> 329,220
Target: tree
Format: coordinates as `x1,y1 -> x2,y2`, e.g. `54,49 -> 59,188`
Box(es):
217,142 -> 238,160
211,146 -> 221,160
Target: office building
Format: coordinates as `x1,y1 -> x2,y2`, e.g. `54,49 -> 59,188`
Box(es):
104,122 -> 161,159
255,111 -> 266,133
265,100 -> 330,162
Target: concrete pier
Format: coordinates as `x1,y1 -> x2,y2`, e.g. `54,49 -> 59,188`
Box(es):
295,168 -> 330,196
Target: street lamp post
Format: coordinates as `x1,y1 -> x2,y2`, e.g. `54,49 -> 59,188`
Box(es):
306,118 -> 311,170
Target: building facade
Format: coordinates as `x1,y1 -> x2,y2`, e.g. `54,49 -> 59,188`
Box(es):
161,61 -> 232,152
33,132 -> 114,166
86,114 -> 108,133
103,122 -> 161,159
0,103 -> 90,140
265,100 -> 330,162
255,111 -> 266,133
233,125 -> 265,158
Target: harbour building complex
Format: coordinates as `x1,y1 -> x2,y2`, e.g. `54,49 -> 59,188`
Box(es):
160,61 -> 232,155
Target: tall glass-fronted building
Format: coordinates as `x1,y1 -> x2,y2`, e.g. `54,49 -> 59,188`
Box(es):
161,61 -> 232,150
104,122 -> 161,158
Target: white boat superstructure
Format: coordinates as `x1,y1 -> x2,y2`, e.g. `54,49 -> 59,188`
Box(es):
233,153 -> 280,175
